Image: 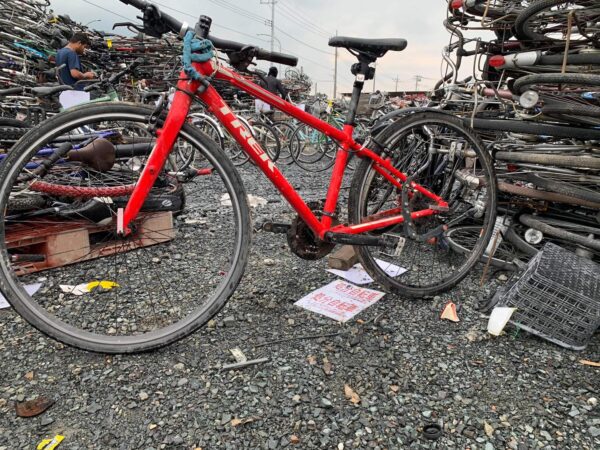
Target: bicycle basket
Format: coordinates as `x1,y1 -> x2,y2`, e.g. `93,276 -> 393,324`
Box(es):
368,91 -> 385,109
495,242 -> 600,350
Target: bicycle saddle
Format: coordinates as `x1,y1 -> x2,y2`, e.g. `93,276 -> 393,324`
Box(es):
67,138 -> 116,172
328,36 -> 407,56
30,85 -> 73,98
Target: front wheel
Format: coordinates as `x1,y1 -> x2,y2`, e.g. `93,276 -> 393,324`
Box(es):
348,112 -> 497,297
0,102 -> 252,353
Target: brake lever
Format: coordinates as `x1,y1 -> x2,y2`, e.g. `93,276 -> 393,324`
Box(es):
227,46 -> 258,72
113,22 -> 145,34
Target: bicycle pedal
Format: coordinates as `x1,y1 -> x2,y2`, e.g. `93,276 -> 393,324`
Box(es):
262,222 -> 291,234
429,204 -> 450,212
380,233 -> 406,258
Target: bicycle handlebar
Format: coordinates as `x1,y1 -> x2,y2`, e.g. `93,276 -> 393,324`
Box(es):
119,0 -> 298,67
84,58 -> 144,92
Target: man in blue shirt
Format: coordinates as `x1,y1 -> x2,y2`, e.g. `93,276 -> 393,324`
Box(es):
55,33 -> 96,89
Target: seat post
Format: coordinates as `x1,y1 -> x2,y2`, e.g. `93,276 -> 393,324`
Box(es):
345,53 -> 377,126
345,80 -> 364,126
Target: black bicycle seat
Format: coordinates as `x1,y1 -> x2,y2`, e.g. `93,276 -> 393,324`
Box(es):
328,36 -> 407,56
30,85 -> 73,98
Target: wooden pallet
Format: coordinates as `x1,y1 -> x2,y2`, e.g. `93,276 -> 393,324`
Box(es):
6,211 -> 175,275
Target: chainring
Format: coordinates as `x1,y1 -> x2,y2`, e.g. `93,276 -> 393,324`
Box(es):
287,200 -> 338,260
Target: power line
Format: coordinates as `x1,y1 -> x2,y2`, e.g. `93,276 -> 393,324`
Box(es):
206,0 -> 270,25
278,0 -> 331,37
274,25 -> 334,55
81,0 -> 136,22
276,3 -> 331,39
291,55 -> 333,72
153,2 -> 268,43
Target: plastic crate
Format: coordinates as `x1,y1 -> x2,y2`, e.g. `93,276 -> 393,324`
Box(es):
497,242 -> 600,350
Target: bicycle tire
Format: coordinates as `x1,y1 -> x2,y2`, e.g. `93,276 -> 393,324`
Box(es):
445,225 -> 523,271
514,0 -> 598,43
495,151 -> 600,169
290,123 -> 336,172
189,113 -> 225,168
464,1 -> 524,19
270,121 -> 297,165
525,173 -> 600,204
467,118 -> 600,140
0,117 -> 29,127
349,111 -> 497,297
504,224 -> 539,256
0,102 -> 252,354
541,104 -> 600,127
512,73 -> 600,95
0,126 -> 29,142
6,192 -> 46,211
498,181 -> 600,209
251,121 -> 281,163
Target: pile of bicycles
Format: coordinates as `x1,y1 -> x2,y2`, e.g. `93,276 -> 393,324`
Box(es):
404,0 -> 600,270
0,0 -> 184,139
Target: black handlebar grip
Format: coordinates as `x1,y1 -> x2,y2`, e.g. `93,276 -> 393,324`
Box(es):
207,35 -> 245,52
120,0 -> 150,8
256,48 -> 298,67
158,11 -> 186,36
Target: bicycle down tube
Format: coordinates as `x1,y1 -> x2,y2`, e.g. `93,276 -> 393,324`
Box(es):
120,59 -> 448,239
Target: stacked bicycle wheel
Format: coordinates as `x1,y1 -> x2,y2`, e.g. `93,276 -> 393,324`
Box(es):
435,0 -> 600,267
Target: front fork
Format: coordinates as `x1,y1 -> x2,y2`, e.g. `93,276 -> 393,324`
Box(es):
118,77 -> 202,235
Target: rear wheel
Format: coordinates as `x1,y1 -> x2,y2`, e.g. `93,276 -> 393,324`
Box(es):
0,103 -> 251,353
349,112 -> 497,297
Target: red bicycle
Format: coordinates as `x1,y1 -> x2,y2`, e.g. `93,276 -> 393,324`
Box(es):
0,0 -> 496,353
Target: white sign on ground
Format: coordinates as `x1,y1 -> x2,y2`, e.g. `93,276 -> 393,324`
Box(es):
295,280 -> 385,322
0,283 -> 42,309
327,259 -> 407,285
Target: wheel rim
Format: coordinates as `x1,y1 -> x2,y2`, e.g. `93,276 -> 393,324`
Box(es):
353,116 -> 496,293
0,105 -> 248,351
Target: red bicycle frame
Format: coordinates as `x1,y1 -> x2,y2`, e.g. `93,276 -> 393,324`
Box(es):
119,60 -> 448,239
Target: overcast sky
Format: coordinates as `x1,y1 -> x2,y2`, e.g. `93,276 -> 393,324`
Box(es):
50,0 -> 451,96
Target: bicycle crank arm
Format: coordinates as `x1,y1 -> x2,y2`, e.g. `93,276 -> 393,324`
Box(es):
262,222 -> 291,233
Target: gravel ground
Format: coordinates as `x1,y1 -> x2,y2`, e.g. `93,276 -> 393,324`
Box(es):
1,163 -> 599,449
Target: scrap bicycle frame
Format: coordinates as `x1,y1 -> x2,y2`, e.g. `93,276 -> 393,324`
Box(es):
120,59 -> 449,239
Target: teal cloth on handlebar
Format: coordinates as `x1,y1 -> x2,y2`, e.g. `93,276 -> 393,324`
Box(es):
182,31 -> 215,80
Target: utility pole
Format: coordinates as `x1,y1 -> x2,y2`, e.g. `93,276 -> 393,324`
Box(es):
393,76 -> 400,93
260,0 -> 277,54
333,30 -> 338,99
372,62 -> 377,92
314,82 -> 318,96
414,75 -> 423,91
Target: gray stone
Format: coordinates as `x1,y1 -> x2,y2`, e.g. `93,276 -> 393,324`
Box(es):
40,416 -> 54,426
